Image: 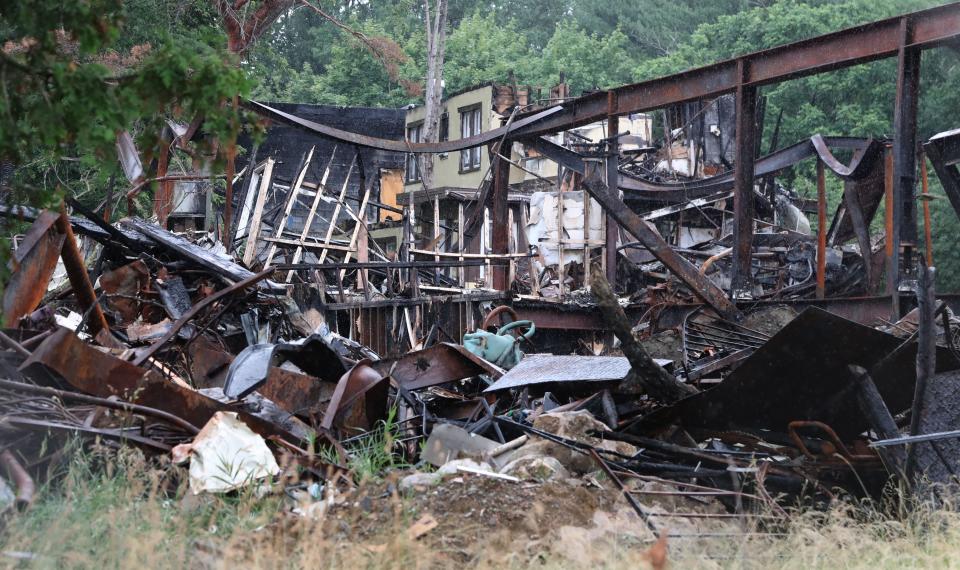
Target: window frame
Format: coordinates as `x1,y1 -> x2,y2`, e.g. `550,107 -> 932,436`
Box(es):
458,104 -> 482,173
405,121 -> 424,183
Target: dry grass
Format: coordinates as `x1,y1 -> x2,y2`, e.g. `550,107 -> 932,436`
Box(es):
4,448 -> 960,569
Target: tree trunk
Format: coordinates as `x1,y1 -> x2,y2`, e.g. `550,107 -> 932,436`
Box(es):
421,0 -> 447,189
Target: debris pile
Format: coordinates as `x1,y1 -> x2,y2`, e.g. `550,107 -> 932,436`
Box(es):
1,200 -> 958,541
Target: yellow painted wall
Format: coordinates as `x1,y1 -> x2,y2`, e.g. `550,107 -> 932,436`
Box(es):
378,168 -> 404,221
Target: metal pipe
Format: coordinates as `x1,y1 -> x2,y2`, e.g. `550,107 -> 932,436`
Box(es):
0,450 -> 34,508
0,331 -> 30,358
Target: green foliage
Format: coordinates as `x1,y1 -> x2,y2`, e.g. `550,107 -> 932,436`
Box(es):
444,12 -> 533,94
534,22 -> 637,95
0,0 -> 251,207
0,444 -> 284,567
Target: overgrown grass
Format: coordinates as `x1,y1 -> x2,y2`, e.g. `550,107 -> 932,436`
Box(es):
321,407 -> 411,483
6,444 -> 960,569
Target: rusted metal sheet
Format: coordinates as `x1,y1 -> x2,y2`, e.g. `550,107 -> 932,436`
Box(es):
20,327 -> 304,442
321,360 -> 388,432
187,336 -> 233,388
2,212 -> 63,327
373,342 -> 504,391
259,366 -> 337,418
630,307 -> 960,439
100,260 -> 151,324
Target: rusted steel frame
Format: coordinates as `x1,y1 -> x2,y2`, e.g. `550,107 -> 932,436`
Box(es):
621,136 -> 881,200
244,99 -> 563,153
54,208 -> 112,338
509,3 -> 960,139
490,145 -> 511,291
809,134 -> 882,179
730,60 -> 757,298
2,211 -> 63,327
0,450 -> 35,507
2,417 -> 172,452
892,19 -> 922,285
884,148 -> 897,307
0,378 -> 199,435
605,93 -> 619,285
374,342 -> 504,391
921,152 -> 933,267
816,160 -> 827,299
132,268 -> 272,366
588,447 -> 658,533
580,167 -> 740,320
838,176 -> 875,287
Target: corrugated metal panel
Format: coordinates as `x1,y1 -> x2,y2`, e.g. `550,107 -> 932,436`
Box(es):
485,354 -> 671,392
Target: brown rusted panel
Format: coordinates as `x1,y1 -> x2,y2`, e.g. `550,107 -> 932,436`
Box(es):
372,342 -> 504,391
54,210 -> 114,340
260,366 -> 336,417
99,260 -> 151,324
187,336 -> 233,388
20,327 -> 302,442
2,212 -> 63,327
321,360 -> 388,432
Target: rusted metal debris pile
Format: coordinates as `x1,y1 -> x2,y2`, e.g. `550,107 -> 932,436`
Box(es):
1,202 -> 959,529
4,3 -> 960,534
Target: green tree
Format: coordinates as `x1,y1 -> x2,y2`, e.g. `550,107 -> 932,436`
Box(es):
444,12 -> 533,93
534,21 -> 638,96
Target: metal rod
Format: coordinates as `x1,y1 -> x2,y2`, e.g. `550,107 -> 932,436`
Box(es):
0,379 -> 200,434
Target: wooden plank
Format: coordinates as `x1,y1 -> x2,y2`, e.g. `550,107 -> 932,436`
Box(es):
317,156 -> 356,264
264,146 -> 315,267
338,177 -> 374,282
242,158 -> 274,267
285,147 -> 340,281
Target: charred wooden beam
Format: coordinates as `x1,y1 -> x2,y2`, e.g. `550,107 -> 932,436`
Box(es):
849,364 -> 907,478
592,271 -> 697,404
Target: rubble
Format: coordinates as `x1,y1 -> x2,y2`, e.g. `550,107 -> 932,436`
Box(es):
4,4 -> 960,556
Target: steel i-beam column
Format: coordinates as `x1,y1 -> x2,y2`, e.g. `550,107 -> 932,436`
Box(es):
605,94 -> 620,285
892,18 -> 921,296
491,142 -> 511,291
730,59 -> 758,299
